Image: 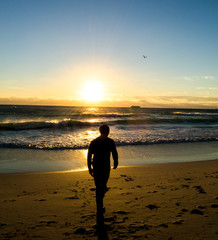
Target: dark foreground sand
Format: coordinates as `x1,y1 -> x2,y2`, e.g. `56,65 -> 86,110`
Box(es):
0,160 -> 218,240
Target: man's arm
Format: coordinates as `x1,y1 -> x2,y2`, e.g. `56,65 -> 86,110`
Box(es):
112,141 -> 118,169
87,147 -> 94,177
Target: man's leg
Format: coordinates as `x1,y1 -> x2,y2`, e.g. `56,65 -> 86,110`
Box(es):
95,170 -> 110,211
95,171 -> 110,226
95,184 -> 104,226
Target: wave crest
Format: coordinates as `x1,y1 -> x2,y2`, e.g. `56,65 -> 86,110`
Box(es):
1,137 -> 217,150
1,116 -> 218,131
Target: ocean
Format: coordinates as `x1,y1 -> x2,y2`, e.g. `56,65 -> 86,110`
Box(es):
1,105 -> 218,173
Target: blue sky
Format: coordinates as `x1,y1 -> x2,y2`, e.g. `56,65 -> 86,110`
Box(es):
0,0 -> 218,107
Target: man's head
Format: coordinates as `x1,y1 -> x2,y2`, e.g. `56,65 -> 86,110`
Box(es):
99,124 -> 110,137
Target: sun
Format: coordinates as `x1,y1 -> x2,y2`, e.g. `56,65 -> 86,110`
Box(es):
83,81 -> 103,101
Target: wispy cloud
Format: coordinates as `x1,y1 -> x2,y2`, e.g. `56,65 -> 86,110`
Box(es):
180,75 -> 215,81
1,95 -> 218,108
166,91 -> 188,95
208,87 -> 218,90
197,86 -> 218,90
139,96 -> 218,108
203,76 -> 215,80
3,86 -> 26,90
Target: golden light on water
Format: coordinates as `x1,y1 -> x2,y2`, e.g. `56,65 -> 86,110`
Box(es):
73,167 -> 88,172
83,81 -> 103,102
82,149 -> 88,159
88,119 -> 98,123
86,130 -> 99,139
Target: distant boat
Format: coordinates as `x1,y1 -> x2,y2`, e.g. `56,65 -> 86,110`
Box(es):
130,105 -> 141,109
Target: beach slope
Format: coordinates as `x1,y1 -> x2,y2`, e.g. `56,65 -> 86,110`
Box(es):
0,160 -> 218,239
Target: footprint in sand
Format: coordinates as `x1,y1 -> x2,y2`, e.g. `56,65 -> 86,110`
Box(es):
0,223 -> 7,227
39,220 -> 58,225
159,223 -> 168,228
146,204 -> 159,210
40,215 -> 57,218
104,216 -> 117,222
160,187 -> 167,189
81,214 -> 95,220
3,199 -> 16,202
121,192 -> 132,195
183,178 -> 193,183
190,209 -> 204,215
74,227 -> 86,234
63,232 -> 72,236
181,208 -> 188,213
211,204 -> 218,208
129,223 -> 152,231
70,189 -> 78,193
173,219 -> 184,225
192,186 -> 206,194
184,177 -> 192,181
114,216 -> 129,224
65,196 -> 79,200
112,210 -> 129,215
120,175 -> 134,182
147,190 -> 158,193
197,205 -> 206,209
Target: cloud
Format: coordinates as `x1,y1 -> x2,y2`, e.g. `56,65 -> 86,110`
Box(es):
180,75 -> 215,81
196,86 -> 218,95
202,76 -> 215,80
1,95 -> 218,108
208,87 -> 218,90
166,91 -> 188,95
138,96 -> 218,108
0,97 -> 81,106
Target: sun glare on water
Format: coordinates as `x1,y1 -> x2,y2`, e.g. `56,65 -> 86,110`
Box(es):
83,81 -> 103,101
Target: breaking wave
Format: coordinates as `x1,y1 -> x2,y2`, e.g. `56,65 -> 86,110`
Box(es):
1,116 -> 218,131
1,137 -> 218,150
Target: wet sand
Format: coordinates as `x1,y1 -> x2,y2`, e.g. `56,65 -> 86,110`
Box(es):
0,160 -> 218,239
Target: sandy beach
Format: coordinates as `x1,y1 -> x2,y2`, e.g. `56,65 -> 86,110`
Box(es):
0,160 -> 218,240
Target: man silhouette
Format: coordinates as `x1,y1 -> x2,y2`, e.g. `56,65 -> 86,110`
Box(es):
87,125 -> 118,225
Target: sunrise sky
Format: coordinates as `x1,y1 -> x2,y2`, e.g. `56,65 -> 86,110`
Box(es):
0,0 -> 218,108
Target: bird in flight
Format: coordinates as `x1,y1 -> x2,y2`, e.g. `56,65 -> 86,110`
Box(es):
143,55 -> 147,59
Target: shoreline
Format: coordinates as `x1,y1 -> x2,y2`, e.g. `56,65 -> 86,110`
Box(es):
1,141 -> 218,174
1,159 -> 218,239
1,158 -> 218,176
